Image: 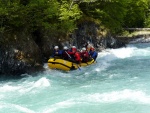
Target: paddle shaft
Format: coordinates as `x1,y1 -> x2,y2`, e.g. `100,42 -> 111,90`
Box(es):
65,51 -> 71,59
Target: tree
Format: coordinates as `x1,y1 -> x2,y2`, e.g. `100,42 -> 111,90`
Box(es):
58,0 -> 82,34
79,0 -> 128,33
0,0 -> 149,35
144,0 -> 150,27
124,0 -> 148,28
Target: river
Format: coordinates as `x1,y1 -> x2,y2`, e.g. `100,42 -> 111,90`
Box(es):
0,43 -> 150,113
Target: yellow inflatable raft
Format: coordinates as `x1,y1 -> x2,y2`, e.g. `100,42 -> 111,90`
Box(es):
48,58 -> 95,71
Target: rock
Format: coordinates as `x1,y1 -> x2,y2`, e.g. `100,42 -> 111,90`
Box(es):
0,30 -> 44,77
66,21 -> 126,51
106,34 -> 126,48
129,34 -> 150,44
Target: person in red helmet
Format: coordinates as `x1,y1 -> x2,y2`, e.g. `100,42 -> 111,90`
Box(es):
67,46 -> 76,58
81,47 -> 90,63
68,46 -> 81,64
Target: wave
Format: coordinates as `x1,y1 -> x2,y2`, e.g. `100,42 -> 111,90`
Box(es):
50,89 -> 150,104
100,44 -> 150,60
0,77 -> 51,94
84,89 -> 150,104
39,89 -> 150,113
0,103 -> 35,113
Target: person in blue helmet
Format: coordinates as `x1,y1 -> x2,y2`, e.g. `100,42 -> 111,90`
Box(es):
89,47 -> 98,61
52,46 -> 62,58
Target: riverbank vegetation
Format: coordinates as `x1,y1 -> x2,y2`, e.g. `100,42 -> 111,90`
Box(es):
0,0 -> 149,36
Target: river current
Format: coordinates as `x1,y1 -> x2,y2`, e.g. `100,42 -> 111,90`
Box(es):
0,43 -> 150,113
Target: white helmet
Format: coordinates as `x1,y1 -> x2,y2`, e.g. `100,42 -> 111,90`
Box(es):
72,46 -> 76,48
54,46 -> 59,49
82,47 -> 86,51
63,46 -> 68,50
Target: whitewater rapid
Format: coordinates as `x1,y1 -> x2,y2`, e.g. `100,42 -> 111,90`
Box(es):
0,43 -> 150,113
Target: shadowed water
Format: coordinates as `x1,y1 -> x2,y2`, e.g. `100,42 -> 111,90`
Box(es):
0,43 -> 150,113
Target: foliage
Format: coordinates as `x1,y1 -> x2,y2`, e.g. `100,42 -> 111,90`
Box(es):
123,0 -> 148,28
58,0 -> 82,33
0,0 -> 149,35
0,0 -> 79,34
144,0 -> 150,27
145,15 -> 150,27
79,0 -> 128,33
79,0 -> 149,33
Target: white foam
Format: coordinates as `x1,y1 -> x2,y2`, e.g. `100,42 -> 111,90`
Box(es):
99,44 -> 150,61
32,77 -> 50,88
0,84 -> 21,92
19,77 -> 51,93
43,63 -> 49,70
95,68 -> 101,72
43,100 -> 75,113
0,77 -> 51,95
0,103 -> 35,113
84,72 -> 89,75
101,47 -> 135,60
110,47 -> 133,59
84,89 -> 150,104
13,104 -> 35,113
40,89 -> 150,113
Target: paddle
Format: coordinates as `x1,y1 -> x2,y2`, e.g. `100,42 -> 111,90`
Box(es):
65,51 -> 81,70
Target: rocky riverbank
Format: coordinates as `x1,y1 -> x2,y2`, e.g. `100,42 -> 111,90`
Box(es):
0,21 -> 129,76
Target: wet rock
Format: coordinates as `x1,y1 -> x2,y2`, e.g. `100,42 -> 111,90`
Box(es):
106,34 -> 126,48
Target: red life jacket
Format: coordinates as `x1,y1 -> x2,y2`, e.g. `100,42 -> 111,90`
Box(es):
81,51 -> 89,62
74,52 -> 81,62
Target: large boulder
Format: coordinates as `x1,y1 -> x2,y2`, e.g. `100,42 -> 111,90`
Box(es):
0,30 -> 43,77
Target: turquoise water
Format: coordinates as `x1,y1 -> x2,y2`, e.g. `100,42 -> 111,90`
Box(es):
1,43 -> 150,113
